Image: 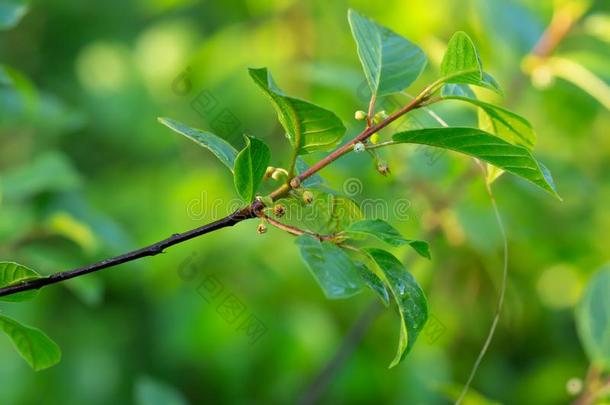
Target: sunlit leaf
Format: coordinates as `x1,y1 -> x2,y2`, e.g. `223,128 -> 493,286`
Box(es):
392,128 -> 560,198
348,8 -> 427,97
0,261 -> 41,302
158,117 -> 238,172
295,234 -> 363,299
443,96 -> 536,149
363,248 -> 427,367
233,135 -> 271,202
0,315 -> 61,371
576,265 -> 610,371
346,219 -> 430,259
248,67 -> 345,154
438,31 -> 502,94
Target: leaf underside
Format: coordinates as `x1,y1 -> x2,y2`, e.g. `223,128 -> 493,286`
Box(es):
158,117 -> 238,172
443,95 -> 536,149
295,234 -> 363,299
392,127 -> 559,198
0,315 -> 61,371
346,219 -> 430,259
364,248 -> 428,367
233,135 -> 271,202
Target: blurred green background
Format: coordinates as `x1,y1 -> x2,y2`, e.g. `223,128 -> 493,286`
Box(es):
1,0 -> 609,403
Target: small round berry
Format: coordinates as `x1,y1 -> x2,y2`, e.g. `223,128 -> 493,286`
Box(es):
370,133 -> 379,144
566,378 -> 582,396
273,204 -> 286,217
354,110 -> 367,121
257,223 -> 267,234
353,142 -> 365,153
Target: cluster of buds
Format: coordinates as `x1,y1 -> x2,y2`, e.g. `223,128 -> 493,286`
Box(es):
373,110 -> 388,124
354,109 -> 388,124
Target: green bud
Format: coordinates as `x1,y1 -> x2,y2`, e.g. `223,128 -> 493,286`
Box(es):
373,110 -> 388,124
377,161 -> 390,176
302,190 -> 314,204
290,177 -> 301,189
264,166 -> 275,180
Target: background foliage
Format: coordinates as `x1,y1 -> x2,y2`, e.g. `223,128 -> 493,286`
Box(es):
1,0 -> 609,403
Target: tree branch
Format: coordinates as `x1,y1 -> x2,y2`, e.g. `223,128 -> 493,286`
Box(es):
0,86 -> 429,299
0,202 -> 263,298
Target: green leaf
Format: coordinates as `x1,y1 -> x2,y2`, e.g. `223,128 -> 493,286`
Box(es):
363,248 -> 427,367
576,266 -> 610,371
275,191 -> 363,235
233,135 -> 271,202
295,235 -> 363,299
346,219 -> 430,259
0,2 -> 28,30
158,117 -> 238,172
392,128 -> 560,198
443,96 -> 536,149
348,9 -> 427,97
354,261 -> 390,306
438,32 -> 501,94
248,67 -> 345,154
135,376 -> 189,405
0,261 -> 41,302
0,315 -> 61,371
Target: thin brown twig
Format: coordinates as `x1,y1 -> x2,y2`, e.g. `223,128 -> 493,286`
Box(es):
260,213 -> 334,241
0,201 -> 264,298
